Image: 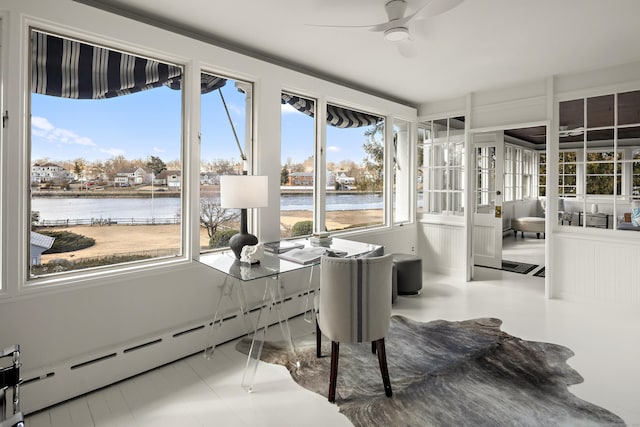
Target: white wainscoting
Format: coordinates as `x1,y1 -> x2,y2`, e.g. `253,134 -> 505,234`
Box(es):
418,221 -> 466,278
553,233 -> 640,306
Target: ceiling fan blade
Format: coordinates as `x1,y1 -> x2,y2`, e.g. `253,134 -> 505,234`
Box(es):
419,0 -> 465,19
396,39 -> 418,58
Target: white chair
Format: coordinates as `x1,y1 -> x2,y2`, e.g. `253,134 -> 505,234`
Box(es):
315,254 -> 393,403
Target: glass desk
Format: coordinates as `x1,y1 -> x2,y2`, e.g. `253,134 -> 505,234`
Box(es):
197,237 -> 381,392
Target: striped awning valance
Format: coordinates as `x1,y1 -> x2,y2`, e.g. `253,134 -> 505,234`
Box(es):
281,93 -> 382,128
31,30 -> 226,99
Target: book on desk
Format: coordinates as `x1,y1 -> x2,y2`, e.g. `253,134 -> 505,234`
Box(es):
263,240 -> 305,254
277,246 -> 347,265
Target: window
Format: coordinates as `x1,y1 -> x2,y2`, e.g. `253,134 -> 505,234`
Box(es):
29,30 -> 184,278
324,104 -> 385,232
515,147 -> 523,200
586,150 -> 621,196
523,151 -> 534,199
558,90 -> 640,230
504,145 -> 514,202
199,72 -> 253,252
418,116 -> 465,216
538,152 -> 547,197
280,92 -> 316,238
559,151 -> 577,197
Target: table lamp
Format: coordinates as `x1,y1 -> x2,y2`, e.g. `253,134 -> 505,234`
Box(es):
220,174 -> 269,259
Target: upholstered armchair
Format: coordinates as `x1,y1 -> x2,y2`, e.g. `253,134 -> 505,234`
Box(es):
315,254 -> 394,403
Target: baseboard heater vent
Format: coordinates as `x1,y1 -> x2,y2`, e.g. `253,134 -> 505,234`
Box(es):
70,353 -> 117,370
172,324 -> 205,338
22,372 -> 55,386
123,338 -> 163,354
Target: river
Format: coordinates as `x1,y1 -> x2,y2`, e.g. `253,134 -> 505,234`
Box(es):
31,192 -> 384,221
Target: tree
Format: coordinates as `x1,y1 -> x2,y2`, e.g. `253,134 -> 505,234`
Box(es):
73,160 -> 84,179
199,198 -> 238,238
146,155 -> 167,175
362,121 -> 385,191
280,166 -> 290,185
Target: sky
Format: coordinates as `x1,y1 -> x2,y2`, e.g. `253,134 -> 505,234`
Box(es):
31,79 -> 374,168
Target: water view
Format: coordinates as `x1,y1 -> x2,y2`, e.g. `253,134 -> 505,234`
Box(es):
32,193 -> 384,222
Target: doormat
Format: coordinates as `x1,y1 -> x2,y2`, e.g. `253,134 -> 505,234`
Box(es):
533,267 -> 546,277
476,260 -> 539,275
501,260 -> 538,274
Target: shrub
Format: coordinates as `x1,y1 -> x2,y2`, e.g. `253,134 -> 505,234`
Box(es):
40,230 -> 95,253
291,220 -> 313,237
210,229 -> 239,248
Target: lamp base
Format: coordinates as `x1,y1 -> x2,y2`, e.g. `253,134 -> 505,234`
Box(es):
229,232 -> 259,259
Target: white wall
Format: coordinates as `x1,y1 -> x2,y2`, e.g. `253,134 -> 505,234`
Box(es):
0,0 -> 416,412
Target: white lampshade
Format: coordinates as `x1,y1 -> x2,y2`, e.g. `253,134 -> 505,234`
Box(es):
220,175 -> 269,208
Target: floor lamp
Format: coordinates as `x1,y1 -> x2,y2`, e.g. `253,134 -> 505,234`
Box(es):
220,174 -> 269,260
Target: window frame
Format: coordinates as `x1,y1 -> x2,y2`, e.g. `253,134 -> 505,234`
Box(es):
321,101 -> 388,234
25,26 -> 191,285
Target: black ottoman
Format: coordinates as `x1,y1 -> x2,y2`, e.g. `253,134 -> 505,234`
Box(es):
392,253 -> 422,295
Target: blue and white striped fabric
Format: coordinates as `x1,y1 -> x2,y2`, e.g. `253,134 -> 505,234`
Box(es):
31,30 -> 225,99
318,254 -> 392,343
32,30 -> 382,129
281,93 -> 382,129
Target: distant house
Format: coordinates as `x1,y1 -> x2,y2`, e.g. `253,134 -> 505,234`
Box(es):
200,172 -> 219,185
115,167 -> 148,187
336,172 -> 355,186
31,162 -> 71,184
155,170 -> 181,189
287,172 -> 313,186
30,231 -> 55,266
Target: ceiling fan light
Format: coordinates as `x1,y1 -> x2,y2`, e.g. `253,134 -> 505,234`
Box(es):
384,27 -> 410,42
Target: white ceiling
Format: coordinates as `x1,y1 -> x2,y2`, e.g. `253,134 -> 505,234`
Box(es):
83,0 -> 640,107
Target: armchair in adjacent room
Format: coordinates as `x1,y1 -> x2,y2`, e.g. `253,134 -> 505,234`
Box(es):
315,254 -> 394,403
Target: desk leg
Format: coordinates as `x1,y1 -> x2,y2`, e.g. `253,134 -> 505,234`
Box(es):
268,275 -> 298,369
204,275 -> 233,359
240,275 -> 298,392
241,279 -> 270,392
205,275 -> 254,361
303,264 -> 317,324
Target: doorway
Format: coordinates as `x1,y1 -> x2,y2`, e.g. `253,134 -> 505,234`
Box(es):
470,124 -> 548,279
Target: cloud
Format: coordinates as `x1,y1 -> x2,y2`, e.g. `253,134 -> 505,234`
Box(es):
327,145 -> 340,152
228,103 -> 245,117
153,146 -> 166,153
99,148 -> 126,157
31,116 -> 96,147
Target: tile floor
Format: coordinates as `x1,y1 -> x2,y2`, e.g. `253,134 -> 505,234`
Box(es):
24,238 -> 640,426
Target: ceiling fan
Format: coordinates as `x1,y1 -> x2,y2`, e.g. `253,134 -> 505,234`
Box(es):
311,0 -> 464,58
531,126 -> 585,138
558,126 -> 585,137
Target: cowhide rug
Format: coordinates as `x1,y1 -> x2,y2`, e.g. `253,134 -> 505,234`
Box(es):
237,316 -> 624,427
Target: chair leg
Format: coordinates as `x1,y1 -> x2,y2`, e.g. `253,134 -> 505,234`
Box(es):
328,341 -> 339,403
316,319 -> 322,358
371,341 -> 376,354
375,338 -> 392,397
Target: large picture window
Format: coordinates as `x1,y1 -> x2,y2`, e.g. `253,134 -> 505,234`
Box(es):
29,30 -> 184,278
